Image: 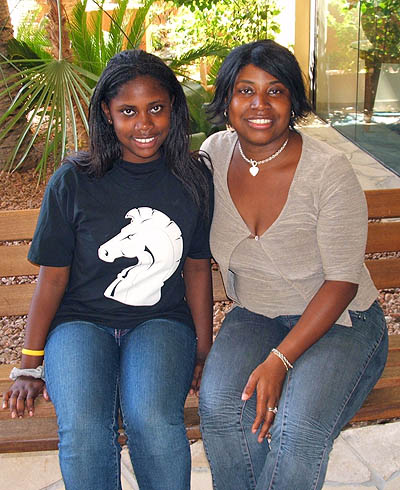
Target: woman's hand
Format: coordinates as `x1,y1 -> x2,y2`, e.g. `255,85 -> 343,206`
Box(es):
241,354 -> 288,443
2,377 -> 50,418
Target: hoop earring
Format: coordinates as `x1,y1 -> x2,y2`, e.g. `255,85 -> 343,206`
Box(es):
223,109 -> 235,132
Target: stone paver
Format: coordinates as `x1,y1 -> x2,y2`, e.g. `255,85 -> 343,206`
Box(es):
341,422 -> 400,481
0,450 -> 62,490
324,434 -> 371,484
385,474 -> 400,489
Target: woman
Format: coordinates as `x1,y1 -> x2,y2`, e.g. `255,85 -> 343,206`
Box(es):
199,40 -> 388,490
3,49 -> 213,490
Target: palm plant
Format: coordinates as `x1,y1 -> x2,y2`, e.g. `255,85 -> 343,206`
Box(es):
0,0 -> 97,178
69,0 -> 155,79
0,0 -> 228,179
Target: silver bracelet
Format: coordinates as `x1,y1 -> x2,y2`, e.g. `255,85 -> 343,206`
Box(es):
271,348 -> 293,371
9,365 -> 45,381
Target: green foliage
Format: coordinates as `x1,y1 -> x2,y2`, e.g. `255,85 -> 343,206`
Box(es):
358,0 -> 400,62
0,57 -> 97,177
328,0 -> 400,70
182,80 -> 213,134
14,6 -> 52,60
171,0 -> 220,11
69,0 -> 156,79
0,0 -> 230,176
150,0 -> 281,85
326,0 -> 359,71
1,0 -> 283,177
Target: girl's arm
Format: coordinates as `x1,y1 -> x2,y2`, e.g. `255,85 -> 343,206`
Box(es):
2,265 -> 70,418
242,280 -> 358,442
183,257 -> 213,395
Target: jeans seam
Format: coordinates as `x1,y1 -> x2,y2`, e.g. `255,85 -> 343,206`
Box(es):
199,422 -> 220,490
240,400 -> 257,489
267,369 -> 292,490
111,371 -> 121,490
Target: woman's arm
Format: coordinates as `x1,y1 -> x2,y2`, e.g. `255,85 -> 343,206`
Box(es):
2,265 -> 70,418
183,257 -> 213,395
242,280 -> 358,442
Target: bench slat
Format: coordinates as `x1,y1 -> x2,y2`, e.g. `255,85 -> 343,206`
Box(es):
0,283 -> 36,316
366,189 -> 400,218
0,245 -> 38,277
366,222 -> 400,253
350,385 -> 400,422
0,209 -> 39,241
384,348 -> 400,367
365,258 -> 400,289
375,366 -> 400,389
212,268 -> 227,301
0,418 -> 59,453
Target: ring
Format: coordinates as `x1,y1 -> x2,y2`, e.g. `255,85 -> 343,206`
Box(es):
267,407 -> 278,415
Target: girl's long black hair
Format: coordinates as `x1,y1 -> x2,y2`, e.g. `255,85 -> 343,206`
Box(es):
73,49 -> 210,216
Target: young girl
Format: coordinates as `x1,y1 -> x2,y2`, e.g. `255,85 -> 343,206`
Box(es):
3,49 -> 213,490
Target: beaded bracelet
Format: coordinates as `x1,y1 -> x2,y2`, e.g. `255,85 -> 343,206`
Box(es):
271,348 -> 294,372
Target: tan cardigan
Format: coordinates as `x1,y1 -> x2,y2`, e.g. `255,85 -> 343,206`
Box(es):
201,130 -> 378,326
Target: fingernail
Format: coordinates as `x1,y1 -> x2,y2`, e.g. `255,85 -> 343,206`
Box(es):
241,394 -> 248,401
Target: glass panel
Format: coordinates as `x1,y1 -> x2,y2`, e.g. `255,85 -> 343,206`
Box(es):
314,0 -> 400,176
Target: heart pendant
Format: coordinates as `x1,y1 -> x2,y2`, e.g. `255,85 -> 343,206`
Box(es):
249,166 -> 259,177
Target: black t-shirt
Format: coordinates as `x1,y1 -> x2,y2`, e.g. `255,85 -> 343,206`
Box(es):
28,156 -> 212,331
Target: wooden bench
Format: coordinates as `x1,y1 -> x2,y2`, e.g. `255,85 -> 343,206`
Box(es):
0,188 -> 400,453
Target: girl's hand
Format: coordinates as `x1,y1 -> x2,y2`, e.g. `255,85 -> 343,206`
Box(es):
241,355 -> 288,443
189,358 -> 206,396
2,377 -> 50,418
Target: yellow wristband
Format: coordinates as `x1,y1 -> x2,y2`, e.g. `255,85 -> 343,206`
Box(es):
22,348 -> 45,356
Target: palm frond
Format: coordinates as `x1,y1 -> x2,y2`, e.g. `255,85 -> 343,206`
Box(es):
7,38 -> 52,66
0,58 -> 93,173
106,0 -> 130,57
69,0 -> 104,78
167,42 -> 229,70
126,0 -> 156,49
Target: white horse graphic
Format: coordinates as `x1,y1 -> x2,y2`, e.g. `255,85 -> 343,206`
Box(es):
98,207 -> 183,306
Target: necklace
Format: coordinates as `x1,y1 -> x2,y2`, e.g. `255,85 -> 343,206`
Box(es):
238,137 -> 289,176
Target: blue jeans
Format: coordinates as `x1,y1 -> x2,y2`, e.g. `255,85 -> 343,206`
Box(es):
45,319 -> 196,490
199,301 -> 388,490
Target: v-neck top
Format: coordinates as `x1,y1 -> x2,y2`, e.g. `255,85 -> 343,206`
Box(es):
201,130 -> 378,326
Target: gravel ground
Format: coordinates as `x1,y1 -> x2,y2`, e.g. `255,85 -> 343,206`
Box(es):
0,168 -> 399,365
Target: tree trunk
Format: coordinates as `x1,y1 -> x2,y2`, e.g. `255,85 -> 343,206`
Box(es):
47,0 -> 88,152
0,0 -> 37,170
48,0 -> 73,60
